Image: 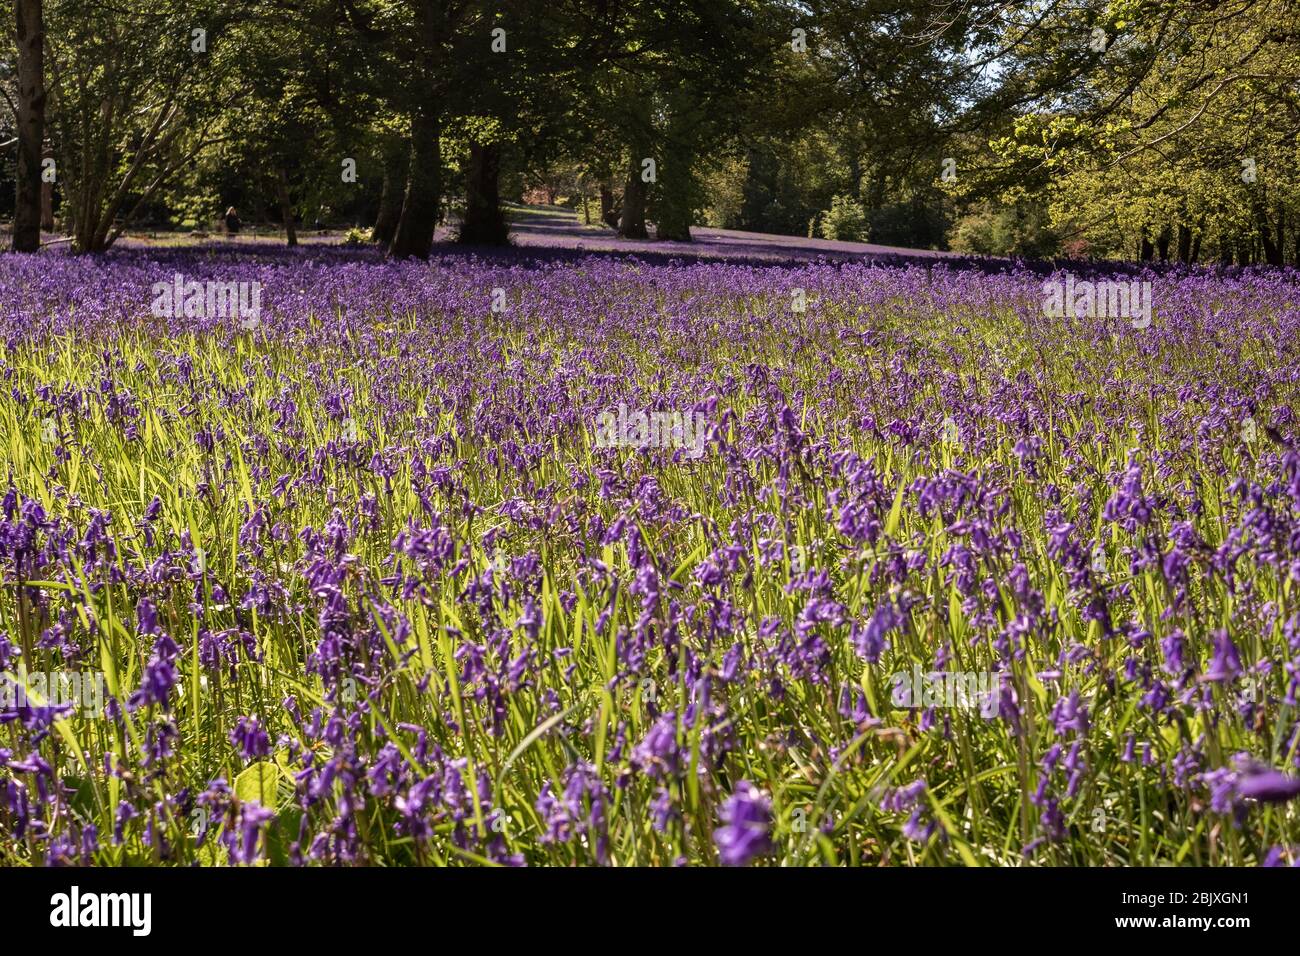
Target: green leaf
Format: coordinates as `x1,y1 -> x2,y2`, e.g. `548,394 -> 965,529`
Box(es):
235,761 -> 283,807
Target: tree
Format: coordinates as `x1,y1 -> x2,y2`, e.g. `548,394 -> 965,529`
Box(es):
11,0 -> 44,252
387,0 -> 482,259
573,0 -> 776,242
44,0 -> 247,251
984,0 -> 1300,263
370,130 -> 407,245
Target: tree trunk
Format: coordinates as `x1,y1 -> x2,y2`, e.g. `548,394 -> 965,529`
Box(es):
370,141 -> 405,245
75,206 -> 103,252
389,107 -> 440,259
654,194 -> 692,241
619,166 -> 648,238
40,145 -> 54,231
278,168 -> 297,247
1139,235 -> 1154,261
1156,225 -> 1171,261
12,0 -> 46,253
654,153 -> 693,241
458,140 -> 507,245
618,135 -> 653,241
1176,223 -> 1191,263
601,183 -> 619,228
619,95 -> 653,239
1260,206 -> 1283,266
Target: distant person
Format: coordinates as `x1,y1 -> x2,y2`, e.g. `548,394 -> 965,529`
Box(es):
224,207 -> 242,235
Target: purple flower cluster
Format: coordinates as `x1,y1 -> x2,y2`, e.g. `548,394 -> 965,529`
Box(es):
0,243 -> 1298,866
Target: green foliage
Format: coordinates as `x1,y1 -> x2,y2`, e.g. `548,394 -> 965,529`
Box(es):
234,762 -> 284,807
950,200 -> 1059,258
818,194 -> 867,242
42,0 -> 251,250
701,154 -> 749,229
8,0 -> 1299,261
163,187 -> 223,231
973,0 -> 1300,264
5,258 -> 1298,866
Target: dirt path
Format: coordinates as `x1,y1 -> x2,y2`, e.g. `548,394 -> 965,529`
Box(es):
501,205 -> 959,262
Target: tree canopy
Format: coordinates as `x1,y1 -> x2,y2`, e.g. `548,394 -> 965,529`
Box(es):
2,0 -> 1297,262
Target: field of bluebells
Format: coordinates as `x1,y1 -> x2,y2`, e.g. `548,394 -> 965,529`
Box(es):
3,242 -> 1300,867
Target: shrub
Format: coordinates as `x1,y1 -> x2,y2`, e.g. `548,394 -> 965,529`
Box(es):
818,194 -> 867,242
